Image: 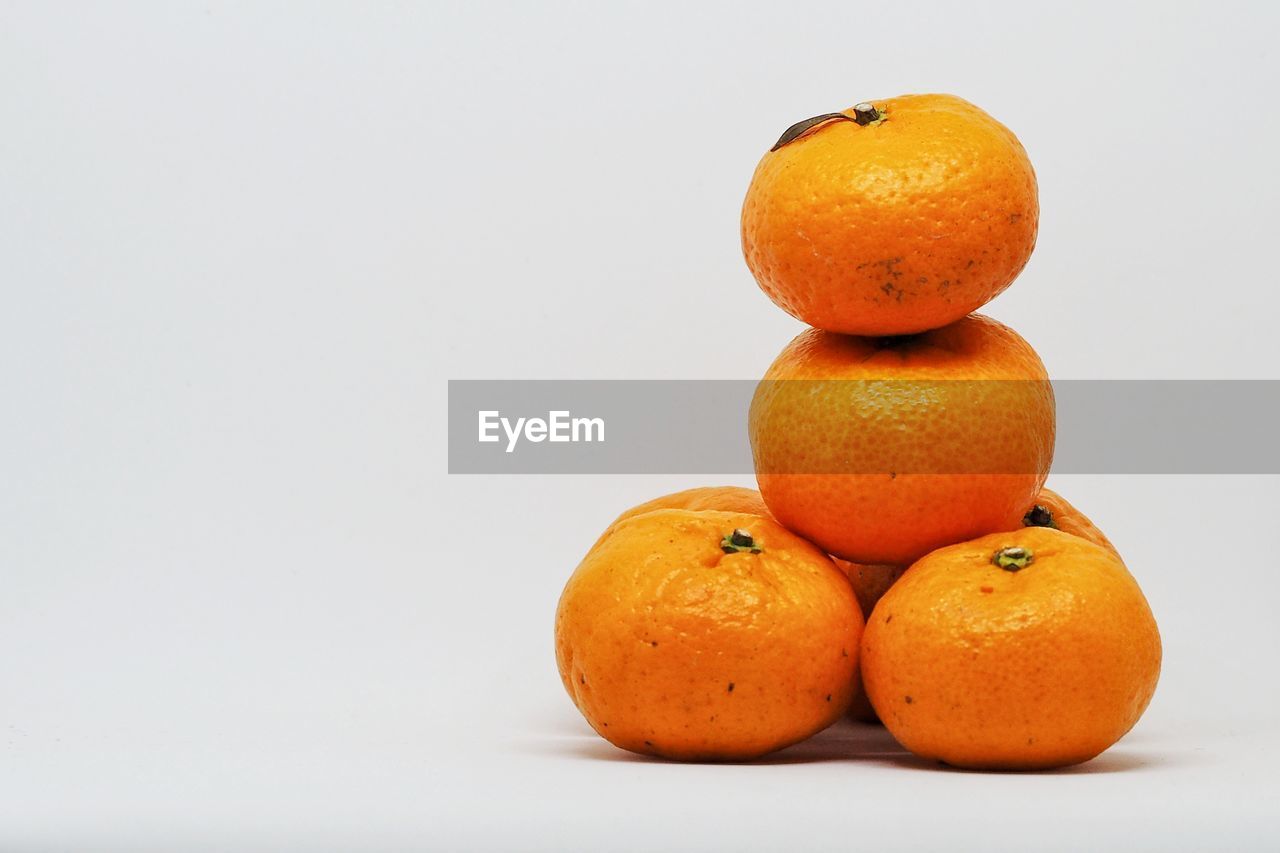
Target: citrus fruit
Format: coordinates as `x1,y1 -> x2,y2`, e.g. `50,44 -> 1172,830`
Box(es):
842,487 -> 1115,723
1021,486 -> 1117,554
742,94 -> 1037,335
750,313 -> 1055,565
861,527 -> 1161,769
556,508 -> 863,761
835,561 -> 907,723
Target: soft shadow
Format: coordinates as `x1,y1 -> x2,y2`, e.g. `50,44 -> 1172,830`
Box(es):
514,719 -> 1183,774
1038,748 -> 1194,775
512,719 -> 916,766
749,719 -> 915,766
863,746 -> 1189,775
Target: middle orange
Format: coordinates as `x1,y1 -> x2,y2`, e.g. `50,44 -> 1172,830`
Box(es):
749,314 -> 1055,566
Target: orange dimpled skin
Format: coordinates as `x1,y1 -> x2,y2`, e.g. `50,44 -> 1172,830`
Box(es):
844,488 -> 1115,724
742,94 -> 1038,335
750,314 -> 1055,566
861,527 -> 1161,770
555,509 -> 863,761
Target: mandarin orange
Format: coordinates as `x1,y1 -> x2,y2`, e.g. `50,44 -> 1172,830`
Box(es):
556,508 -> 862,761
861,527 -> 1161,769
750,314 -> 1055,566
742,94 -> 1037,335
842,487 -> 1116,723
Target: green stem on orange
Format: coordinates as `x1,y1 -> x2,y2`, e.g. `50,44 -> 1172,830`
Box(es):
721,528 -> 763,554
993,546 -> 1034,571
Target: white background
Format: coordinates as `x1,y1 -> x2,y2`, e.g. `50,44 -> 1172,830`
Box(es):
2,1 -> 1278,850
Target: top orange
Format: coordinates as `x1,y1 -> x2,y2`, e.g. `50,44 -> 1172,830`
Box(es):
741,94 -> 1038,335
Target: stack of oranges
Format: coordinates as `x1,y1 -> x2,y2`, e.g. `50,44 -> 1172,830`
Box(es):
555,94 -> 1161,770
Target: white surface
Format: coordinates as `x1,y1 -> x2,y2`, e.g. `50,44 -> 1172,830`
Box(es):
2,2 -> 1279,851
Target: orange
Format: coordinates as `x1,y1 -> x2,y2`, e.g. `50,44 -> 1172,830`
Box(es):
741,94 -> 1037,335
750,313 -> 1055,566
607,488 -> 885,723
1022,486 -> 1117,554
861,527 -> 1161,769
840,561 -> 907,618
841,488 -> 1115,723
835,561 -> 907,723
555,508 -> 863,761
